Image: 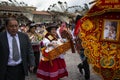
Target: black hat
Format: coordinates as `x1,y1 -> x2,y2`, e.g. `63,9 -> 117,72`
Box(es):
46,23 -> 58,32
29,23 -> 36,29
75,15 -> 83,24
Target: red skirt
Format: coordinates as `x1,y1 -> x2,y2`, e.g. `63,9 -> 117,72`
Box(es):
37,57 -> 68,80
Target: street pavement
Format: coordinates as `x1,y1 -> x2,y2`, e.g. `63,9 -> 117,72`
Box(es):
26,50 -> 102,80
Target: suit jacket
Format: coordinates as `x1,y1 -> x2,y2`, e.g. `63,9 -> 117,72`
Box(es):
0,31 -> 35,80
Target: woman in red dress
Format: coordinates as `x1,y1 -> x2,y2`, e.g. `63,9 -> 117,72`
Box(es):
37,24 -> 68,80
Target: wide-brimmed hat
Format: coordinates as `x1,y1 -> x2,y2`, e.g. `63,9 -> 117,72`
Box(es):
29,23 -> 36,29
46,23 -> 58,32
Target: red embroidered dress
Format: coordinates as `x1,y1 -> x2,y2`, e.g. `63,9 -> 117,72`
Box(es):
37,38 -> 68,80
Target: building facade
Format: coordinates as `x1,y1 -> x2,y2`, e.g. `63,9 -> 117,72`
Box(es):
0,1 -> 53,27
32,11 -> 52,23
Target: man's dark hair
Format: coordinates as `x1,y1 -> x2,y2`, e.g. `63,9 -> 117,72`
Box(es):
5,17 -> 18,27
75,15 -> 83,24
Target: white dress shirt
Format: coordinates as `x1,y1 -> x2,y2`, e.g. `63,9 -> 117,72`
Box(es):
7,31 -> 22,66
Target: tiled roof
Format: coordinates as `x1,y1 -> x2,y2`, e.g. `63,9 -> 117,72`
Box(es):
0,6 -> 26,12
32,11 -> 51,15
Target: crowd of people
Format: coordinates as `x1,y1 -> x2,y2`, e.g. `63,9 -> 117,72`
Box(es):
0,16 -> 90,80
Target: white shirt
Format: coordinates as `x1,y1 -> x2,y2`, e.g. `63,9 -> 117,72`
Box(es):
56,27 -> 62,39
7,31 -> 22,66
42,38 -> 64,59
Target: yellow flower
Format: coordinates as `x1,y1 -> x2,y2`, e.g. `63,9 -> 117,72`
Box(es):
110,44 -> 117,50
93,51 -> 100,57
79,32 -> 85,38
109,50 -> 117,55
81,19 -> 93,31
86,35 -> 97,41
81,41 -> 87,48
100,56 -> 115,68
84,48 -> 91,57
101,42 -> 108,49
101,49 -> 108,55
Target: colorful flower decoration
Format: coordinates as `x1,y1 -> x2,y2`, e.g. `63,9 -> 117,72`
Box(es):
110,43 -> 117,50
81,19 -> 94,31
100,56 -> 115,68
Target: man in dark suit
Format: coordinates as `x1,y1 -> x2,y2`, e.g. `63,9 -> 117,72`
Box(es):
0,17 -> 35,80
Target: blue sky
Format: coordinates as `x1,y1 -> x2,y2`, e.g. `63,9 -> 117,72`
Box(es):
1,0 -> 94,10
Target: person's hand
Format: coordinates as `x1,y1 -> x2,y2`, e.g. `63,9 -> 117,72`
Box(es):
29,66 -> 34,73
